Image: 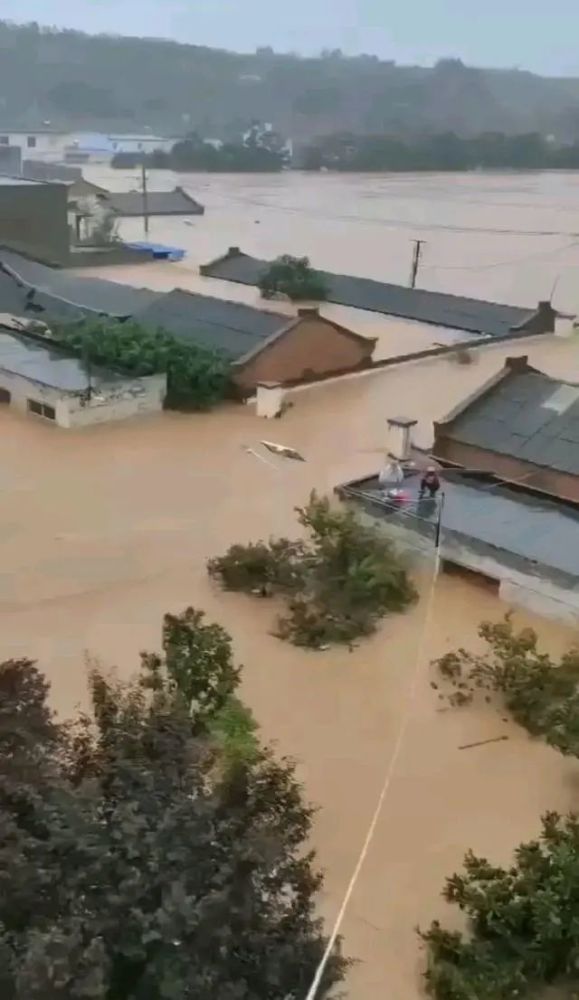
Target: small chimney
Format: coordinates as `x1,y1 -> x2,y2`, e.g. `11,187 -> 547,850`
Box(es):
387,416 -> 417,462
256,381 -> 285,419
538,300 -> 552,315
228,245 -> 241,256
297,307 -> 319,317
505,355 -> 529,373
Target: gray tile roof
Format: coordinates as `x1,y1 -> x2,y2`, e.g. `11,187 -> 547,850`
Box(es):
0,176 -> 43,186
201,250 -> 536,337
339,471 -> 579,583
0,330 -> 126,392
0,250 -> 160,317
442,369 -> 579,476
134,289 -> 286,358
0,268 -> 89,323
104,188 -> 204,217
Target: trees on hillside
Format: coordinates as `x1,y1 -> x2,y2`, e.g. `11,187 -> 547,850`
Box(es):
5,20 -> 579,142
112,131 -> 288,173
0,608 -> 347,999
301,131 -> 579,172
51,318 -> 231,410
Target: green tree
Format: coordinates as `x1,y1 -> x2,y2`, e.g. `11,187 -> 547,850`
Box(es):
433,617 -> 579,756
209,491 -> 416,648
51,318 -> 231,411
259,255 -> 328,302
140,607 -> 240,724
425,619 -> 579,999
422,812 -> 579,1000
0,617 -> 348,999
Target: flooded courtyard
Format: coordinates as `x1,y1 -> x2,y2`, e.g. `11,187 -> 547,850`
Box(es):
4,170 -> 579,996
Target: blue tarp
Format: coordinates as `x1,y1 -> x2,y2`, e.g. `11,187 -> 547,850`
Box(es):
125,242 -> 186,262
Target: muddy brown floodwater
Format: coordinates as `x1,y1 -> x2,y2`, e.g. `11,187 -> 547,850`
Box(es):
5,170 -> 579,997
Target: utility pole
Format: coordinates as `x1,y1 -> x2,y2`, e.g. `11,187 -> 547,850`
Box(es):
141,156 -> 150,238
82,334 -> 93,402
409,239 -> 425,289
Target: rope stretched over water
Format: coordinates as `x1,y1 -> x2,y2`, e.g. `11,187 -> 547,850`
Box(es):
303,547 -> 442,1000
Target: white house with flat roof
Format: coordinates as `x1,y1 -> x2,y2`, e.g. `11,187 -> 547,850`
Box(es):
0,129 -> 71,163
0,322 -> 166,428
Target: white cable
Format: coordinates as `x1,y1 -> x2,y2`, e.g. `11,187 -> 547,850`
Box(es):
304,546 -> 442,1000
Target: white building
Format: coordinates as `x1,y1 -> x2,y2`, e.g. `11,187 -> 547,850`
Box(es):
0,129 -> 72,163
66,132 -> 175,163
0,323 -> 166,428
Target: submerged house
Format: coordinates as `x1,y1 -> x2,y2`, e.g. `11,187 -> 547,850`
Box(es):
0,250 -> 159,319
102,187 -> 204,218
135,291 -> 376,392
433,355 -> 579,502
0,176 -> 71,265
336,367 -> 579,625
0,318 -> 165,428
201,247 -> 561,342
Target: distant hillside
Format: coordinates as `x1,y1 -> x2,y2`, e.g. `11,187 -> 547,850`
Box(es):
3,20 -> 579,142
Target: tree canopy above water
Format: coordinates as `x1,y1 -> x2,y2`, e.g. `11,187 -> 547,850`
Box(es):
0,608 -> 348,998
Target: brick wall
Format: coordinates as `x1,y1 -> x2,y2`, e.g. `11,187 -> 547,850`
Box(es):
434,436 -> 579,502
232,315 -> 374,391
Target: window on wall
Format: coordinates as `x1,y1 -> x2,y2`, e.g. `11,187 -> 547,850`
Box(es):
27,399 -> 56,420
0,136 -> 8,145
27,136 -> 37,148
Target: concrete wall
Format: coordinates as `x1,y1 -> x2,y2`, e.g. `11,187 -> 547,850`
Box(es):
0,182 -> 70,264
342,502 -> 579,627
66,246 -> 153,268
0,367 -> 166,428
233,316 -> 374,392
0,368 -> 64,420
0,145 -> 22,175
63,374 -> 166,427
434,436 -> 579,502
441,533 -> 579,625
0,132 -> 71,162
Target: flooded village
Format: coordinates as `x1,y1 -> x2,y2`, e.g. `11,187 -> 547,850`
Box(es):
3,161 -> 579,998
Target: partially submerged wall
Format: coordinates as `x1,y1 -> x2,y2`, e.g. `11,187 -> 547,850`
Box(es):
63,373 -> 166,427
0,366 -> 166,428
0,182 -> 70,264
339,496 -> 579,627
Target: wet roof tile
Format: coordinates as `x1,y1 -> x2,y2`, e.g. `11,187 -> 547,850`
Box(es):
134,289 -> 286,358
444,370 -> 579,475
201,250 -> 535,336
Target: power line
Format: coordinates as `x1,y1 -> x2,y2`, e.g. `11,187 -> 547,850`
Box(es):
222,192 -> 579,239
421,241 -> 579,272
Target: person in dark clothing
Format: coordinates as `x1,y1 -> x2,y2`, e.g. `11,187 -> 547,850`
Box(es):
419,466 -> 441,499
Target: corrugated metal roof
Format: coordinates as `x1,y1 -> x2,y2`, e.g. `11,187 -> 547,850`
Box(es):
202,251 -> 536,336
0,330 -> 125,392
135,289 -> 286,358
443,370 -> 579,476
